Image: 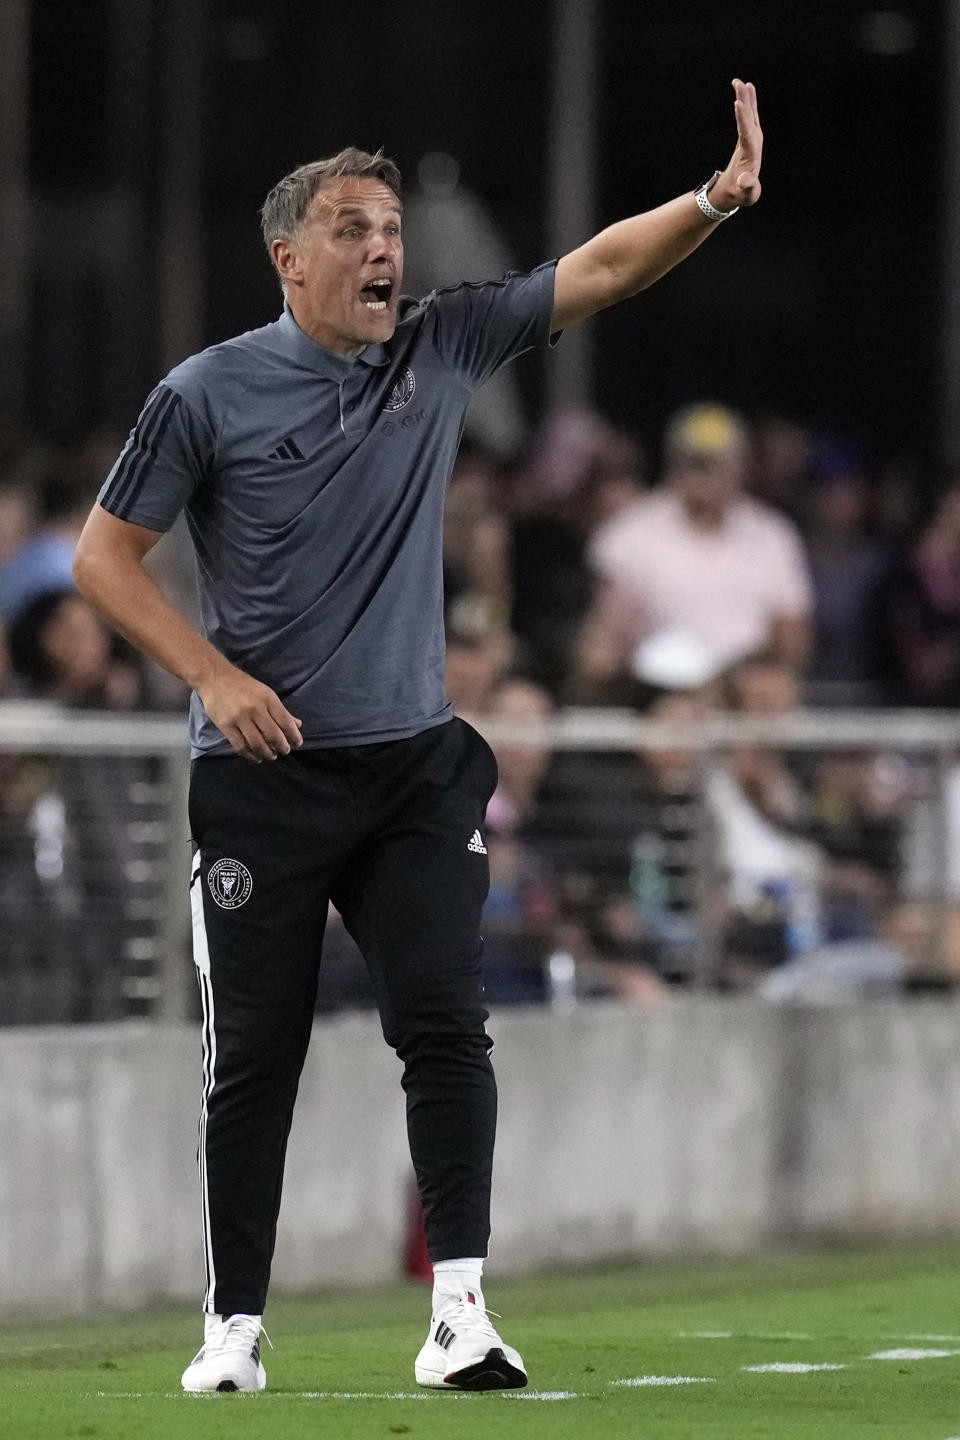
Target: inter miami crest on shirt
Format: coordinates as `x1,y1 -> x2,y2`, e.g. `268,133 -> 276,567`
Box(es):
207,857 -> 254,910
383,367 -> 416,413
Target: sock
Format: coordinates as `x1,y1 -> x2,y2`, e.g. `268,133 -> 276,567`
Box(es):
432,1257 -> 485,1310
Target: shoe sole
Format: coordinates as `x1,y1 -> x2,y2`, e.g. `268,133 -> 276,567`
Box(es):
419,1347 -> 527,1392
183,1382 -> 265,1394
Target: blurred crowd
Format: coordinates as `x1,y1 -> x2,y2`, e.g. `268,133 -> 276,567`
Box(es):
3,401 -> 960,1021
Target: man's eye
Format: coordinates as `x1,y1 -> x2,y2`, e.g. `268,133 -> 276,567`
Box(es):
341,226 -> 362,239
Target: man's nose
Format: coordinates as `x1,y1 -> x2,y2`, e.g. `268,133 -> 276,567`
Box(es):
370,231 -> 400,262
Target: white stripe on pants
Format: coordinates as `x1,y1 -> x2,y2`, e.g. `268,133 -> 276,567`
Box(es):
191,851 -> 218,1314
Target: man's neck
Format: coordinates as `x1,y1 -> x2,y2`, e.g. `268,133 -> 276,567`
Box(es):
680,497 -> 730,532
285,294 -> 366,359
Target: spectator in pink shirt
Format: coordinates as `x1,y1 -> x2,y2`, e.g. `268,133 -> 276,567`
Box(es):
575,404 -> 813,698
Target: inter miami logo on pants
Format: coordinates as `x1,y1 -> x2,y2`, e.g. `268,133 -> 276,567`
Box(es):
207,858 -> 253,910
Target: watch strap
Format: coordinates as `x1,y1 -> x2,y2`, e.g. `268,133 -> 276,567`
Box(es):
694,170 -> 739,222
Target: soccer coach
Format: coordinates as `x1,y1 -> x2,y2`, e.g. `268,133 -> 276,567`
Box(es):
73,81 -> 762,1393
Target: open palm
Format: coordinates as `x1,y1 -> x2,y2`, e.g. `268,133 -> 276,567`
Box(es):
728,78 -> 763,206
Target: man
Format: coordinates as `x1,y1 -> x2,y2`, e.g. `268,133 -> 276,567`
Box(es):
73,80 -> 763,1394
578,401 -> 812,694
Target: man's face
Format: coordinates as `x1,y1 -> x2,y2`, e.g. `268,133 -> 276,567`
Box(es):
276,176 -> 404,355
668,449 -> 744,520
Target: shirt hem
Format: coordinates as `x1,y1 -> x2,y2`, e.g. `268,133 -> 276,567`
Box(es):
189,706 -> 454,759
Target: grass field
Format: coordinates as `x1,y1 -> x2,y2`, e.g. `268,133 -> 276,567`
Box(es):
4,1243 -> 960,1439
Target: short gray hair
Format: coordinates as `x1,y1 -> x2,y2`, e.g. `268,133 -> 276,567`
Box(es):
260,147 -> 402,278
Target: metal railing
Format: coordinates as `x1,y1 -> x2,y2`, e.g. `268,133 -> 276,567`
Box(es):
2,701 -> 959,1020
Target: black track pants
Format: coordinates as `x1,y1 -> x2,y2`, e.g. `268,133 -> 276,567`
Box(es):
188,718 -> 499,1317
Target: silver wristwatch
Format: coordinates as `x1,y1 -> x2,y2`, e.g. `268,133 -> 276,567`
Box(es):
694,170 -> 739,222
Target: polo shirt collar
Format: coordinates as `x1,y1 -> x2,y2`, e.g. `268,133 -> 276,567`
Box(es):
276,302 -> 391,377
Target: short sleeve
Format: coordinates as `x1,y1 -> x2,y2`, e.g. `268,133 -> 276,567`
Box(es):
427,261 -> 557,389
765,517 -> 814,616
98,383 -> 214,532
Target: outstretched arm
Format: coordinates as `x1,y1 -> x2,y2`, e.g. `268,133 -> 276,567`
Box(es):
552,79 -> 762,330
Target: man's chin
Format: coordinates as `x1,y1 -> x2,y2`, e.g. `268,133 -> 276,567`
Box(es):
364,311 -> 397,343
351,299 -> 397,345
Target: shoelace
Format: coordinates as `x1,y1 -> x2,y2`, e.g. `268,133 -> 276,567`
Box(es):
200,1315 -> 274,1359
437,1291 -> 502,1342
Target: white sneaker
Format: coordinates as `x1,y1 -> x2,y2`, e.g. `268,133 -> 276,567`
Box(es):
415,1286 -> 527,1391
181,1313 -> 268,1393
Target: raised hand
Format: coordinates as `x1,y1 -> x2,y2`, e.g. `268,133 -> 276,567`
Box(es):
723,78 -> 763,208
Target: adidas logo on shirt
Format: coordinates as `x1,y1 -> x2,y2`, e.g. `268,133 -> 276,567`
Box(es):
267,436 -> 304,462
467,830 -> 487,854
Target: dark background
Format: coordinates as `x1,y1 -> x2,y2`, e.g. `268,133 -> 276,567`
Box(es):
22,0 -> 944,470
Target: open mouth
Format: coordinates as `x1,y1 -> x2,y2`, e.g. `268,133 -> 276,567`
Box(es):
360,278 -> 393,310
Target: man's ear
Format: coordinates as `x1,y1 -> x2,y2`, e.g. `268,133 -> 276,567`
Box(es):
272,238 -> 301,287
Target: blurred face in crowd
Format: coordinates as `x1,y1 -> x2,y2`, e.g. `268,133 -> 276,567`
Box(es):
812,473 -> 870,538
444,631 -> 512,712
272,176 -> 404,355
644,689 -> 710,784
667,446 -> 745,527
490,679 -> 553,800
42,594 -> 113,696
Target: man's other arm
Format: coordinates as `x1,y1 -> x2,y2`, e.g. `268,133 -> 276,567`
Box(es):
552,79 -> 762,330
770,612 -> 812,671
73,506 -> 303,762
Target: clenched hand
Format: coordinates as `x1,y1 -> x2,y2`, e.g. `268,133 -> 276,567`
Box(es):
199,665 -> 304,763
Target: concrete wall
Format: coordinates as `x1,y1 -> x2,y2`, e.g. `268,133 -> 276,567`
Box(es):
3,999 -> 960,1316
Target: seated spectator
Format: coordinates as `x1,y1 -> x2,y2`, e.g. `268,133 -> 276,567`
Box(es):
529,683 -> 708,991
3,589 -> 153,1021
712,654 -> 909,981
708,654 -> 824,976
0,463 -> 92,624
802,441 -> 891,698
481,676 -> 559,1003
808,749 -> 907,916
576,404 -> 813,701
443,448 -> 513,638
0,477 -> 33,568
7,588 -> 144,709
444,620 -> 516,715
509,407 -> 647,697
749,412 -> 814,520
881,484 -> 960,706
759,899 -> 958,1004
722,654 -> 811,832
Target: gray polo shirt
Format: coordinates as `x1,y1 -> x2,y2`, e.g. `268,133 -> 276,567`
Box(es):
99,262 -> 557,755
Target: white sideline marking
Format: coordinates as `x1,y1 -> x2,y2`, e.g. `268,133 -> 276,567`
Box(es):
870,1348 -> 960,1361
743,1363 -> 846,1374
891,1334 -> 960,1343
292,1392 -> 478,1400
612,1375 -> 717,1387
503,1391 -> 578,1400
99,1390 -> 470,1402
678,1330 -> 813,1341
298,1392 -> 435,1400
